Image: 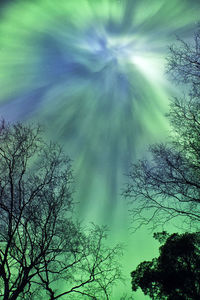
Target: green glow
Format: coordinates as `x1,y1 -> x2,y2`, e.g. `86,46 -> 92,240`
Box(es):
0,0 -> 199,298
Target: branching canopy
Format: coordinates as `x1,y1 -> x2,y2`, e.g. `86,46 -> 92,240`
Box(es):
0,122 -> 122,300
124,27 -> 200,231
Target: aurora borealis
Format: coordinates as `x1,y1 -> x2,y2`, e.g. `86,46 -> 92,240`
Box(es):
0,0 -> 200,298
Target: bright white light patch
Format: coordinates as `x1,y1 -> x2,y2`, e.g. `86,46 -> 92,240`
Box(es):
131,55 -> 165,84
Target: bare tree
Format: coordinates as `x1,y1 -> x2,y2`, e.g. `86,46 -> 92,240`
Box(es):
0,122 -> 122,299
123,137 -> 200,230
166,26 -> 200,96
124,28 -> 200,231
124,100 -> 200,231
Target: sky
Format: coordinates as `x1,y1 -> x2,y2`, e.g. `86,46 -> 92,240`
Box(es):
0,0 -> 199,298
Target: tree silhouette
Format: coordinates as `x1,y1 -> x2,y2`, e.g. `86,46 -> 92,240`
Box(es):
166,26 -> 200,97
131,231 -> 200,300
0,121 -> 122,300
123,27 -> 200,230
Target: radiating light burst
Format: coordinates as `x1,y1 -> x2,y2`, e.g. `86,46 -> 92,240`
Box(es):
0,2 -> 199,297
0,0 -> 199,222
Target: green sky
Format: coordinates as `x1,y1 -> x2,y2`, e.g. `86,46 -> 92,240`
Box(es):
0,0 -> 199,298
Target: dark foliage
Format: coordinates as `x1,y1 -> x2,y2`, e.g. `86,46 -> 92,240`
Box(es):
131,232 -> 200,300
